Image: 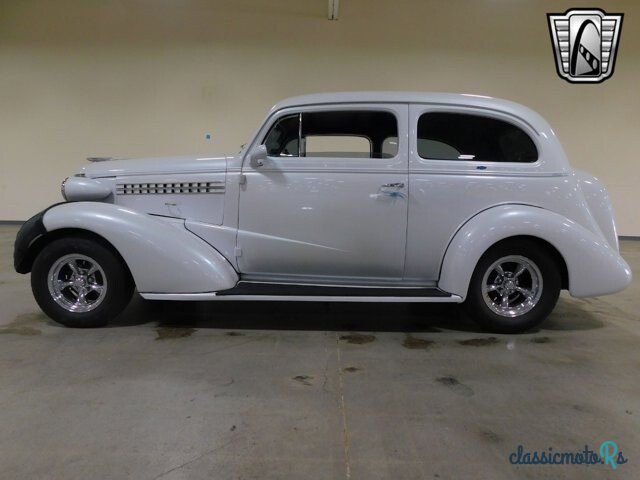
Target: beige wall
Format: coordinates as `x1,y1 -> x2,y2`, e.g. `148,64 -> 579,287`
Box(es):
1,0 -> 638,234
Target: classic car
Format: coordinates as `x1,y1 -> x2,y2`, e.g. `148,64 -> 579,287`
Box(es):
14,92 -> 632,333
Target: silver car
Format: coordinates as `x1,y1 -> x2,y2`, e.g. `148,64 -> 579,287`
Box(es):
14,92 -> 631,333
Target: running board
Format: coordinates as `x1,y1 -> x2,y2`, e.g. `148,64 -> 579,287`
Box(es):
140,282 -> 463,303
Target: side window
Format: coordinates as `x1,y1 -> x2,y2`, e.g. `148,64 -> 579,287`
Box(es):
302,110 -> 398,159
417,112 -> 538,163
263,114 -> 299,156
305,136 -> 371,158
262,110 -> 398,159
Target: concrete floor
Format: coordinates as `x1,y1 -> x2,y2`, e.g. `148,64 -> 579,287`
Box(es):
0,225 -> 638,480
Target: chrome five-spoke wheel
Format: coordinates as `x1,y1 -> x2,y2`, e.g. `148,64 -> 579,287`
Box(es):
47,254 -> 108,313
481,255 -> 543,317
465,239 -> 561,333
32,237 -> 133,327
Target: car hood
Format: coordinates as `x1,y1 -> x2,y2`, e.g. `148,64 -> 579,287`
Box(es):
80,155 -> 231,178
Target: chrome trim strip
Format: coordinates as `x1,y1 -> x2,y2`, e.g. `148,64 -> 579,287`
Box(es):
140,292 -> 463,303
298,112 -> 303,156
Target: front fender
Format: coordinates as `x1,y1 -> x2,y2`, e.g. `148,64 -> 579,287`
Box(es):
438,205 -> 631,299
42,202 -> 238,294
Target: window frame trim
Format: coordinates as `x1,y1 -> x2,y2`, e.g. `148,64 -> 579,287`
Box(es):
251,104 -> 403,164
411,105 -> 543,168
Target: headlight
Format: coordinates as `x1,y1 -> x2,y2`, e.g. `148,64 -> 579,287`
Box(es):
61,177 -> 69,200
60,176 -> 111,201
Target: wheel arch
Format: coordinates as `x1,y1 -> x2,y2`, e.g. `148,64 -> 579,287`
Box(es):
39,202 -> 239,294
438,204 -> 630,299
20,228 -> 134,284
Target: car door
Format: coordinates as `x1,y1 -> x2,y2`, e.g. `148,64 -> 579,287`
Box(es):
404,103 -> 543,283
237,104 -> 409,284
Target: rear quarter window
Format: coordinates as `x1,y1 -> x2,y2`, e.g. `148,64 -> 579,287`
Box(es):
417,112 -> 538,163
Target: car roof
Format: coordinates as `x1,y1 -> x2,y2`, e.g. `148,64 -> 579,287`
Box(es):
265,91 -> 570,173
270,91 -> 548,133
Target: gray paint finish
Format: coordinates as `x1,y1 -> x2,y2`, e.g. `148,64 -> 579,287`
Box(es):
25,93 -> 632,301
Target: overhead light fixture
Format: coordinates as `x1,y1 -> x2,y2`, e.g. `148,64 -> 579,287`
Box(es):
328,0 -> 339,20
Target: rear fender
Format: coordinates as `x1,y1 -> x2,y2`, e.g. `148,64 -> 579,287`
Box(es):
438,205 -> 631,299
41,202 -> 238,294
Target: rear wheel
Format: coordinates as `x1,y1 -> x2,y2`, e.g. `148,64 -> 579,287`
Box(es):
464,240 -> 561,333
31,237 -> 134,327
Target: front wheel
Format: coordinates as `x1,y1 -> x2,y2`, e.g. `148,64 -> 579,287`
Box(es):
464,240 -> 561,333
31,237 -> 134,327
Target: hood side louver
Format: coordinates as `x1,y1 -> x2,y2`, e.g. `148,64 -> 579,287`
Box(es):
116,181 -> 225,195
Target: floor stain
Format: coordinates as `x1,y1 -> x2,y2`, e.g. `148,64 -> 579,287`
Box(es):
0,311 -> 47,336
479,429 -> 501,443
225,331 -> 245,336
9,312 -> 47,325
292,375 -> 313,386
458,337 -> 499,347
0,327 -> 41,336
436,376 -> 474,397
531,336 -> 551,344
343,366 -> 361,373
339,333 -> 375,344
436,376 -> 459,386
402,334 -> 435,350
155,327 -> 196,340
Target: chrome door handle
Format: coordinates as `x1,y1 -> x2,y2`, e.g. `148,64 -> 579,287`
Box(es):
381,182 -> 404,189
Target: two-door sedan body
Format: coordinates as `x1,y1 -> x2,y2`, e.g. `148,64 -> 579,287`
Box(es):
14,92 -> 631,332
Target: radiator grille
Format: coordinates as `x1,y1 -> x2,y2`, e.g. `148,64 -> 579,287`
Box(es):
116,181 -> 225,195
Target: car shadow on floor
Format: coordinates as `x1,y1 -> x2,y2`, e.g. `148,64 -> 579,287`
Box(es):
108,294 -> 605,334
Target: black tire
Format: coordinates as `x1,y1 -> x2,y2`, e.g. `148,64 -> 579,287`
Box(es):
463,239 -> 561,334
31,237 -> 134,328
